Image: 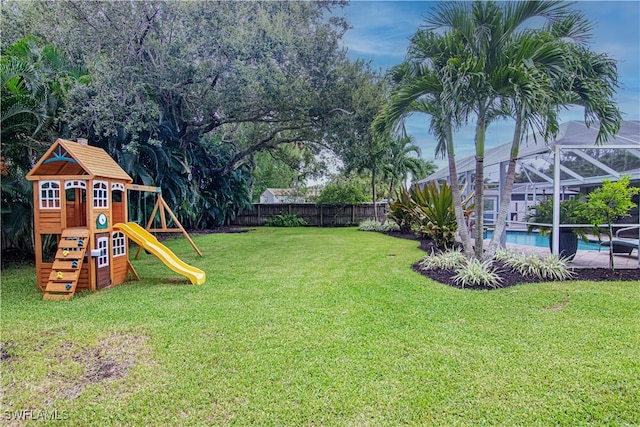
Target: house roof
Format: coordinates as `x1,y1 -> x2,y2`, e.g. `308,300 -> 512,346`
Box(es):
26,139 -> 132,182
264,188 -> 298,196
419,120 -> 640,187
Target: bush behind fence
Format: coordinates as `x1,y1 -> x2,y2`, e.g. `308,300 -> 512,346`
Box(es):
231,203 -> 389,227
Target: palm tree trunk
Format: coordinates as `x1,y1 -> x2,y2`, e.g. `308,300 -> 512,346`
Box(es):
486,117 -> 523,259
371,166 -> 378,222
388,175 -> 396,204
446,123 -> 474,257
473,114 -> 487,259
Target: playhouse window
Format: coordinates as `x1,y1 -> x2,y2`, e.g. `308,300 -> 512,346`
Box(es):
96,236 -> 109,268
111,183 -> 125,203
65,180 -> 86,190
93,181 -> 109,209
39,181 -> 61,209
112,232 -> 126,257
111,182 -> 125,192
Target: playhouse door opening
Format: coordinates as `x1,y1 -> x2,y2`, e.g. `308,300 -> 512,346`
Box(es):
95,234 -> 111,289
65,181 -> 87,228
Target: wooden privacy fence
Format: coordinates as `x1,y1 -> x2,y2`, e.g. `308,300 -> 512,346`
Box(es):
231,203 -> 390,227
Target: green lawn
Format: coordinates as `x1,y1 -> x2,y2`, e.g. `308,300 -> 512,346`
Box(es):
2,227 -> 639,426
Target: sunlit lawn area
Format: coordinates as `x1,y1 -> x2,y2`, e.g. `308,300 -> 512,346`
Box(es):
2,227 -> 639,425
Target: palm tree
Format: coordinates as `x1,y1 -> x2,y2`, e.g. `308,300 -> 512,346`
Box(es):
383,128 -> 431,198
425,0 -> 573,258
1,36 -> 84,254
485,13 -> 622,258
375,30 -> 477,257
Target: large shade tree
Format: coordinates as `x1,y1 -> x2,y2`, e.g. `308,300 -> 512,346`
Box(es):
2,0 -> 377,227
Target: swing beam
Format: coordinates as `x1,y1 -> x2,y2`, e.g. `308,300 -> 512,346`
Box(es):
125,184 -> 203,257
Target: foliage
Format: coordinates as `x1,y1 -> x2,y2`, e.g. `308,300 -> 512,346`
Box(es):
452,258 -> 502,289
584,176 -> 639,270
328,61 -> 390,219
251,145 -> 325,203
1,1 -> 381,234
1,36 -> 87,254
495,249 -> 574,281
387,186 -> 417,233
0,170 -> 34,253
417,249 -> 466,271
584,176 -> 639,227
387,182 -> 472,245
315,182 -> 368,205
526,197 -> 591,242
539,254 -> 575,281
116,136 -> 254,229
380,127 -> 436,198
358,219 -> 400,233
411,181 -> 458,248
264,214 -> 307,227
380,1 -> 620,260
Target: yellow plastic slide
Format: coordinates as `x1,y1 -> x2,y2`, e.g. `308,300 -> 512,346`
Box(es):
114,222 -> 206,285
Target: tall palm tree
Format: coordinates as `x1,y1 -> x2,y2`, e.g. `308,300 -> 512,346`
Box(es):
383,128 -> 429,198
425,0 -> 572,258
485,13 -> 622,258
375,31 -> 477,256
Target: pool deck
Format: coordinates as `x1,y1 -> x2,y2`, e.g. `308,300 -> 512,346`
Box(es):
492,241 -> 640,269
481,226 -> 640,269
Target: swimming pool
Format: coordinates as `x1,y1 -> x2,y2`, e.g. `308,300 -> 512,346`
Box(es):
484,230 -> 601,251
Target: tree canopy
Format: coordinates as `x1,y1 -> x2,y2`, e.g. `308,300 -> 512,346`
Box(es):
1,0 -> 390,231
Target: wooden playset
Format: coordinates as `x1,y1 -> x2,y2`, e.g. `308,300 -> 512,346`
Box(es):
26,138 -> 205,300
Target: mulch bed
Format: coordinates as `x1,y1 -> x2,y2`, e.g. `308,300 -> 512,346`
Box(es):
385,231 -> 640,290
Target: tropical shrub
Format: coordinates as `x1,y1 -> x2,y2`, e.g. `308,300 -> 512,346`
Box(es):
417,249 -> 466,271
316,182 -> 368,205
495,248 -> 574,281
264,214 -> 307,227
387,186 -> 417,233
358,219 -> 400,232
411,182 -> 457,248
526,198 -> 591,242
452,258 -> 502,289
583,176 -> 639,270
539,254 -> 575,281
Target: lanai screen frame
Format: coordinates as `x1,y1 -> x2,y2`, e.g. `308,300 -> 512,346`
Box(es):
417,120 -> 640,257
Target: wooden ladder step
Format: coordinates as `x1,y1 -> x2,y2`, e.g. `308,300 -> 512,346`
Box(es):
52,259 -> 83,270
44,229 -> 90,301
61,229 -> 89,238
58,239 -> 87,249
44,281 -> 78,293
48,270 -> 80,283
43,293 -> 74,301
55,248 -> 85,259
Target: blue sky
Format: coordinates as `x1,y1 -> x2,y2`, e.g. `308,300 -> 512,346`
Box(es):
333,1 -> 640,168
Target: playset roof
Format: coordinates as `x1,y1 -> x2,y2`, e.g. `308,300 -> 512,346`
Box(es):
26,139 -> 132,182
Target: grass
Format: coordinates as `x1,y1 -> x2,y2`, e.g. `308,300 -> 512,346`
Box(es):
1,227 -> 639,425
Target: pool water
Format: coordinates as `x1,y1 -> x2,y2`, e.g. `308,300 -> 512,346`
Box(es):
485,230 -> 601,251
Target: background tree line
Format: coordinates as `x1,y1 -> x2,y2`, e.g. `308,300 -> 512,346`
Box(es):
1,0 -> 433,253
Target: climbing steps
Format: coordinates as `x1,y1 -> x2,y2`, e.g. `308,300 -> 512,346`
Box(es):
44,229 -> 89,301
